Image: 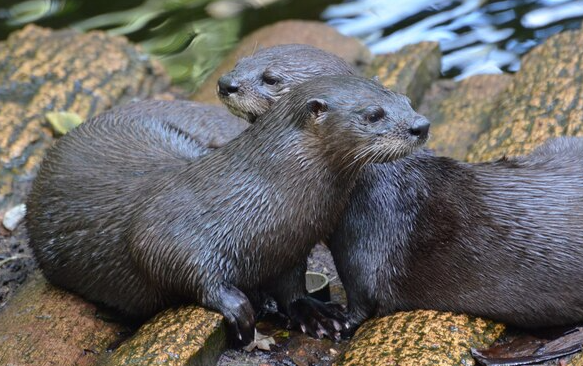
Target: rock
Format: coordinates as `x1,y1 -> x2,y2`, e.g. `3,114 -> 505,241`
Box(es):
192,20 -> 372,105
467,28 -> 583,162
2,203 -> 26,231
0,272 -> 126,366
0,25 -> 169,211
102,306 -> 226,366
569,352 -> 583,365
0,25 -> 229,366
366,42 -> 441,108
419,74 -> 513,160
334,310 -> 505,366
0,272 -> 227,366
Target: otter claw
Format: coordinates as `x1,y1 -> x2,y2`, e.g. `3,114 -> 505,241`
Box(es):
289,297 -> 347,342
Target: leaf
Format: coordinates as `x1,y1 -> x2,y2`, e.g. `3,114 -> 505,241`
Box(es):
45,111 -> 84,135
242,330 -> 276,352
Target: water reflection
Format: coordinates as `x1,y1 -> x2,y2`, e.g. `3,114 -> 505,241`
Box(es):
324,0 -> 583,80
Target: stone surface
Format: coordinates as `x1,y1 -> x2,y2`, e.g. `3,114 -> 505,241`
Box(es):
420,74 -> 513,160
102,306 -> 226,366
570,352 -> 583,365
335,310 -> 505,366
0,24 -> 169,211
0,272 -> 127,366
467,28 -> 583,162
367,42 -> 442,108
0,222 -> 35,311
192,20 -> 372,105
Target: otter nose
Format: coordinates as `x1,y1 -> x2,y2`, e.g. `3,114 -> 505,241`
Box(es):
218,75 -> 240,96
408,117 -> 430,139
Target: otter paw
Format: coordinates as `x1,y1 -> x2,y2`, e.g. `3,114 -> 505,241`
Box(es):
217,285 -> 256,345
340,320 -> 361,340
288,297 -> 348,341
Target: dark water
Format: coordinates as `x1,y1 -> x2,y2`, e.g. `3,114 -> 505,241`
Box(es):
1,0 -> 583,86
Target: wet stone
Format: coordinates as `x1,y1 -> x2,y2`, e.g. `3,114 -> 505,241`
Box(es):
467,28 -> 583,162
419,74 -> 513,160
102,306 -> 226,366
366,42 -> 442,108
335,310 -> 505,366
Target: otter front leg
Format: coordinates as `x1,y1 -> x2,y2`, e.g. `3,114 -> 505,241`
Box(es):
202,284 -> 256,345
339,277 -> 382,338
268,264 -> 346,341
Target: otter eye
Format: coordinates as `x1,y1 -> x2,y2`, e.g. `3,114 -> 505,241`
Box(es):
364,107 -> 386,123
262,73 -> 279,86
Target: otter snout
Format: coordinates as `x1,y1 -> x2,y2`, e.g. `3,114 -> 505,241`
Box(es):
408,117 -> 430,140
218,75 -> 240,96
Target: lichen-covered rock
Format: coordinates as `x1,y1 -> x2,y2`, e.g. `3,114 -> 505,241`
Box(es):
467,28 -> 583,162
367,42 -> 441,108
421,74 -> 513,160
0,24 -> 169,211
102,306 -> 226,366
0,272 -> 126,366
569,352 -> 583,365
193,20 -> 372,105
335,310 -> 505,366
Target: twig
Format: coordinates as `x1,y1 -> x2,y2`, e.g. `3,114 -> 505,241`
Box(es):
0,254 -> 31,267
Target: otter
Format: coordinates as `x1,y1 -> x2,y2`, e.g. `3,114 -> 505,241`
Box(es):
330,137 -> 583,334
217,44 -> 357,122
26,76 -> 430,345
114,44 -> 357,152
113,100 -> 249,149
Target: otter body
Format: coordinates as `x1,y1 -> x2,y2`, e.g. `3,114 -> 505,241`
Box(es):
112,44 -> 357,153
331,137 -> 583,331
26,76 -> 428,344
115,100 -> 249,149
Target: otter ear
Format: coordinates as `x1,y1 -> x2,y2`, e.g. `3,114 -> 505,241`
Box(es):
306,98 -> 328,124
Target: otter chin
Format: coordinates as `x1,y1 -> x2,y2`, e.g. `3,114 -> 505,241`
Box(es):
216,44 -> 357,123
26,75 -> 428,345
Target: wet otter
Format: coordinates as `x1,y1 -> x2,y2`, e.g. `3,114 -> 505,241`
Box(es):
217,44 -> 357,122
26,76 -> 429,345
114,44 -> 357,152
330,137 -> 583,334
114,100 -> 249,149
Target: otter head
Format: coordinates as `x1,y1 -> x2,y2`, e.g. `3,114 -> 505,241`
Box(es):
217,44 -> 356,122
270,75 -> 430,173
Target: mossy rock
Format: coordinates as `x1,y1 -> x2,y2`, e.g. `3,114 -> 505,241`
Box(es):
335,310 -> 505,366
0,25 -> 169,210
467,28 -> 583,162
422,74 -> 513,160
101,306 -> 226,366
367,42 -> 441,108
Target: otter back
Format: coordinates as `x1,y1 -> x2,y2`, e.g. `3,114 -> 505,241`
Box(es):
331,137 -> 583,331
